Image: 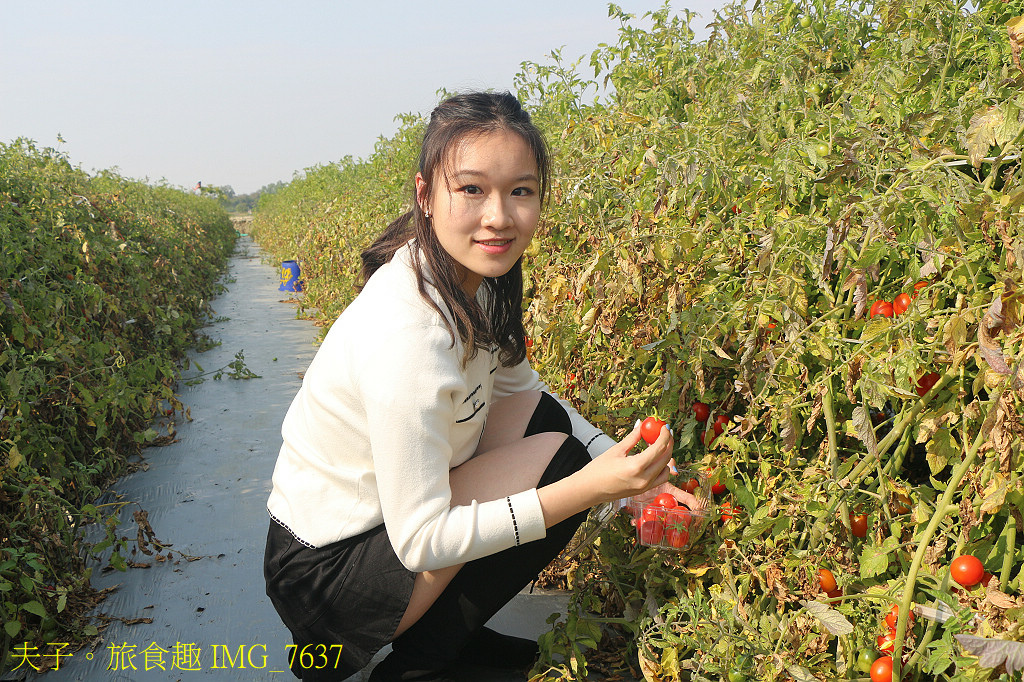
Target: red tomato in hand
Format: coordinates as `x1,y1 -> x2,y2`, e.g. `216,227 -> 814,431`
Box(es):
950,555 -> 984,587
653,493 -> 677,509
893,292 -> 912,315
640,416 -> 667,445
692,401 -> 710,422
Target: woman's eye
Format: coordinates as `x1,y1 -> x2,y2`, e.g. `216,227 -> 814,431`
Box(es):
512,187 -> 535,197
459,185 -> 482,195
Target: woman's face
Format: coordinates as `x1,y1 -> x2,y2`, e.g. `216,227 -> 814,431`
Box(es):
415,129 -> 541,296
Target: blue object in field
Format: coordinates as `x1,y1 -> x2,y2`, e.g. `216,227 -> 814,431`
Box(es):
279,260 -> 303,292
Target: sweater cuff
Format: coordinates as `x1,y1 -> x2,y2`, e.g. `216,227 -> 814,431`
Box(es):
583,433 -> 617,459
506,489 -> 546,545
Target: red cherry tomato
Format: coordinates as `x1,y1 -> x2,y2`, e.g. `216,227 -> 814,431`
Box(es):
870,656 -> 893,682
876,630 -> 897,654
711,480 -> 727,494
950,554 -> 985,587
682,478 -> 700,493
884,604 -> 915,630
653,493 -> 678,509
916,372 -> 940,397
693,401 -> 711,422
913,280 -> 928,297
720,502 -> 735,522
869,300 -> 894,318
893,292 -> 912,315
818,568 -> 838,593
666,526 -> 690,548
639,518 -> 664,545
850,513 -> 868,538
713,414 -> 730,436
825,588 -> 842,599
884,602 -> 917,630
666,506 -> 693,529
641,504 -> 665,523
640,416 -> 667,445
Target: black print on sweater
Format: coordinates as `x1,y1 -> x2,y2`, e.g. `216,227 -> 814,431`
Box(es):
457,384 -> 485,423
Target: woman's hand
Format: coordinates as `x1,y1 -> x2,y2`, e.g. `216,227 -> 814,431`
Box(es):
583,420 -> 676,504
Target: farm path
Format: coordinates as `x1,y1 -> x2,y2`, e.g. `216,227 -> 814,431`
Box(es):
35,236 -> 571,682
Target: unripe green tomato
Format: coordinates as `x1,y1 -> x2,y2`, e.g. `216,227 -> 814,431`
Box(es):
815,142 -> 830,157
727,671 -> 747,682
799,15 -> 812,27
856,650 -> 876,673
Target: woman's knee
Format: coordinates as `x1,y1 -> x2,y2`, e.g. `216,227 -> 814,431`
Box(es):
538,434 -> 590,488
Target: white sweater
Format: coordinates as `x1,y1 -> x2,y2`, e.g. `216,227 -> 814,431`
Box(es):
266,241 -> 617,572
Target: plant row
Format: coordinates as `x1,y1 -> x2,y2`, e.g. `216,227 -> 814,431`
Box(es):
0,140 -> 236,672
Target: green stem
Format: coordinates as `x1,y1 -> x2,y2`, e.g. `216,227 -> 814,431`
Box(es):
891,424 -> 988,680
1001,513 -> 1017,592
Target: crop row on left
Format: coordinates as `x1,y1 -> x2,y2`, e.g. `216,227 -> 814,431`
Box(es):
0,139 -> 236,671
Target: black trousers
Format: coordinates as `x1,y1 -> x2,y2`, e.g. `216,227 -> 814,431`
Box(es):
264,392 -> 592,680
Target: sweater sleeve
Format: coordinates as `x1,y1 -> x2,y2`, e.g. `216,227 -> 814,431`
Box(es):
492,357 -> 618,459
358,322 -> 546,573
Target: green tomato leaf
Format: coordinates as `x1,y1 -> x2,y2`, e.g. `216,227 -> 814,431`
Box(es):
859,536 -> 899,579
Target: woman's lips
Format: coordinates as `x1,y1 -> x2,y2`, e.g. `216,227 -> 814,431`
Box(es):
475,239 -> 513,254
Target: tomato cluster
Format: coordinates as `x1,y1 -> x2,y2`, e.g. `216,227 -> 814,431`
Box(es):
868,281 -> 927,319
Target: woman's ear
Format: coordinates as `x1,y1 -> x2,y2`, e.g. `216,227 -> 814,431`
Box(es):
414,172 -> 429,215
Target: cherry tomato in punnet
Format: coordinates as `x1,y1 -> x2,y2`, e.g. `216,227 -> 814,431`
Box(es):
950,554 -> 985,587
818,568 -> 838,593
850,513 -> 868,538
666,526 -> 690,548
870,655 -> 894,682
893,292 -> 912,315
669,507 -> 693,529
640,416 -> 667,445
692,401 -> 711,422
640,518 -> 664,545
653,493 -> 678,509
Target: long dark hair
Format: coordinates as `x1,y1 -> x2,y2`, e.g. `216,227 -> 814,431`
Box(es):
360,91 -> 549,367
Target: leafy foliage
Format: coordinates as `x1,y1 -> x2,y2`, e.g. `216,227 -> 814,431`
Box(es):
0,140 -> 235,671
251,0 -> 1024,679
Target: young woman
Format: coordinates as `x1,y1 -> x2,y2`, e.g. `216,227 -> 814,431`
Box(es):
264,91 -> 681,682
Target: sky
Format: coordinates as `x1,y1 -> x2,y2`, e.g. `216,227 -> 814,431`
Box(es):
1,1 -> 727,195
